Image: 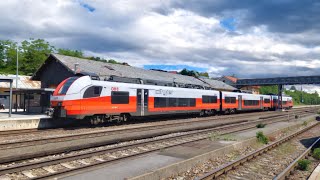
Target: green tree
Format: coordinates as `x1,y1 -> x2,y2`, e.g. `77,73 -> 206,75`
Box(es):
0,40 -> 19,74
259,85 -> 278,94
179,68 -> 208,77
57,48 -> 84,58
20,39 -> 55,75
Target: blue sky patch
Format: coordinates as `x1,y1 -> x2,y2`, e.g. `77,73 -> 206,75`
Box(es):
144,64 -> 208,72
220,17 -> 236,31
79,1 -> 95,12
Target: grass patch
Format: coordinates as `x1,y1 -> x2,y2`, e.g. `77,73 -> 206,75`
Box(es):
208,133 -> 237,141
302,121 -> 308,126
313,148 -> 320,160
208,132 -> 218,141
256,131 -> 269,144
256,123 -> 266,128
297,159 -> 311,171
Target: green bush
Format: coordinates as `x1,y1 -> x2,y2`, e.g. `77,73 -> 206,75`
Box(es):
256,123 -> 266,128
313,148 -> 320,160
256,131 -> 269,144
297,159 -> 311,171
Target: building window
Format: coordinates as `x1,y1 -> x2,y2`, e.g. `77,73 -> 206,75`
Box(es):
111,91 -> 129,104
244,100 -> 259,106
83,86 -> 102,98
202,96 -> 217,104
264,99 -> 270,103
225,97 -> 236,104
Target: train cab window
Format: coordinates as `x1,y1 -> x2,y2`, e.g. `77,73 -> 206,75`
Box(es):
83,86 -> 102,98
58,77 -> 78,95
111,91 -> 129,104
225,97 -> 236,104
264,99 -> 270,103
202,96 -> 217,104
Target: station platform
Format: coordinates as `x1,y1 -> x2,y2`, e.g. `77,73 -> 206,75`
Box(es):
0,110 -> 62,131
309,163 -> 320,180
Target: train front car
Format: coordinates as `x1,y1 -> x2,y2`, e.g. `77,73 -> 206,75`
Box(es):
50,76 -> 92,119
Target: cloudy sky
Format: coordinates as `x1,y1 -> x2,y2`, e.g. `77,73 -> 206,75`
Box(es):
0,0 -> 319,82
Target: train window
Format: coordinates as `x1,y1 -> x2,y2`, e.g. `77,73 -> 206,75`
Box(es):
202,96 -> 217,104
154,97 -> 167,107
168,98 -> 177,107
178,98 -> 189,107
154,97 -> 196,108
111,91 -> 129,104
244,100 -> 259,106
58,77 -> 78,95
264,99 -> 270,103
189,98 -> 196,107
225,97 -> 236,104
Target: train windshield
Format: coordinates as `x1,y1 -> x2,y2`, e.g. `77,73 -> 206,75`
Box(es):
58,77 -> 78,95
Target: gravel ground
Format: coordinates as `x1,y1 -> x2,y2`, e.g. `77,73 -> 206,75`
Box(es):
169,121 -> 319,180
288,154 -> 320,179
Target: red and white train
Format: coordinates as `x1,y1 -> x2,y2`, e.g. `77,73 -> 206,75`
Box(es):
50,76 -> 293,121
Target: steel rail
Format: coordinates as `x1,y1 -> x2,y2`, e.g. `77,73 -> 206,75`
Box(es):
273,137 -> 320,180
195,121 -> 320,180
0,111 -> 313,179
0,107 -> 310,138
0,109 -> 310,150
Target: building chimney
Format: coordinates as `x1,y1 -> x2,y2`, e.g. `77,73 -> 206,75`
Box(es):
74,63 -> 79,73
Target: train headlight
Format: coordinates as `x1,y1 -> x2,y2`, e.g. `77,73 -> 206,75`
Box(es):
57,102 -> 62,106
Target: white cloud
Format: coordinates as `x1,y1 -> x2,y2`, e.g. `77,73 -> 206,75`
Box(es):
0,0 -> 320,80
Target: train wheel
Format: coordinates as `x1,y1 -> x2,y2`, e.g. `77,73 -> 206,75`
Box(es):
119,113 -> 130,122
225,109 -> 230,115
211,110 -> 216,116
200,110 -> 205,117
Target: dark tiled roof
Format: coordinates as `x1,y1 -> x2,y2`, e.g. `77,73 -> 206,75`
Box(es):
38,54 -> 236,91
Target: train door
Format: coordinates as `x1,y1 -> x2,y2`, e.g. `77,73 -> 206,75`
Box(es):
238,95 -> 242,110
136,89 -> 148,116
143,89 -> 149,115
260,96 -> 263,109
137,89 -> 142,116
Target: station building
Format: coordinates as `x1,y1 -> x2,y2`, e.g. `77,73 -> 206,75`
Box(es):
32,54 -> 236,91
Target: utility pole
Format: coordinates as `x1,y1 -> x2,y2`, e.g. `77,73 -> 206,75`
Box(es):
16,46 -> 18,89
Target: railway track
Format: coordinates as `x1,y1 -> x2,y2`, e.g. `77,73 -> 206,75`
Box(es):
196,120 -> 320,180
0,107 -> 312,138
274,137 -> 320,180
0,109 -> 316,179
0,108 -> 311,150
